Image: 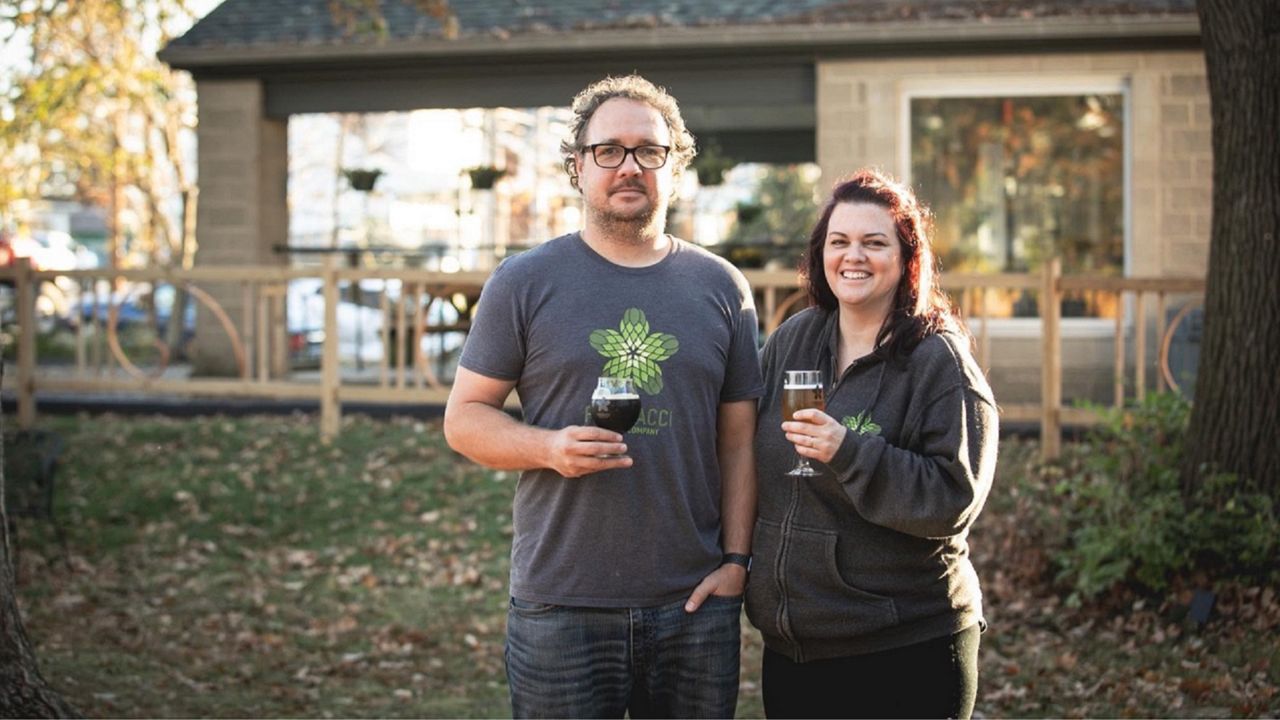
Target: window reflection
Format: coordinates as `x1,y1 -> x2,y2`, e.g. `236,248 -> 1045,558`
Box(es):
911,94 -> 1124,318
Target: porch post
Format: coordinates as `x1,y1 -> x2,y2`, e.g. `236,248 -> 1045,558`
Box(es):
321,256 -> 341,438
1040,258 -> 1062,460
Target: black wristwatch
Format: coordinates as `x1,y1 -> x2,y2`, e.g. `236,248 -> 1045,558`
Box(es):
722,553 -> 752,573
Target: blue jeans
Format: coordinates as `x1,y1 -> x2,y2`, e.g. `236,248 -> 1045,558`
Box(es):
505,594 -> 742,719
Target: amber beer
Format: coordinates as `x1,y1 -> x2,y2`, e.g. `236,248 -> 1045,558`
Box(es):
782,383 -> 825,421
782,370 -> 825,476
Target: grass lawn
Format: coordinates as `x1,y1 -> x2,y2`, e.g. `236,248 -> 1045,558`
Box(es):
7,413 -> 1278,718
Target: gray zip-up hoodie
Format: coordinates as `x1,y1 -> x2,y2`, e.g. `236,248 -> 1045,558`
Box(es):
745,307 -> 998,662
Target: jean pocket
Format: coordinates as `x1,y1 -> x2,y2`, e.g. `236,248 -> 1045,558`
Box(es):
702,593 -> 745,609
509,597 -> 560,615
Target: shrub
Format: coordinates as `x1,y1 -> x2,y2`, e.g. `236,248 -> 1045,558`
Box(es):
1043,393 -> 1278,603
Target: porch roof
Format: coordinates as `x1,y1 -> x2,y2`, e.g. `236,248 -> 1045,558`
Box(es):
160,0 -> 1199,74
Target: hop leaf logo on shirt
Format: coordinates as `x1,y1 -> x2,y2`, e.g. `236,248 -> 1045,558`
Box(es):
589,308 -> 680,395
841,411 -> 882,437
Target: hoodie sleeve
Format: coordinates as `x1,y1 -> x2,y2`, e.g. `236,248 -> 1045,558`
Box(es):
827,356 -> 999,540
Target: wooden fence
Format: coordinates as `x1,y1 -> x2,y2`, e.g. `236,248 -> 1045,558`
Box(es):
0,257 -> 1203,459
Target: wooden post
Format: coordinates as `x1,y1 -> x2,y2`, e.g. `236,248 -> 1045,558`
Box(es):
412,284 -> 425,389
321,257 -> 341,438
1114,290 -> 1126,408
75,280 -> 87,376
763,285 -> 777,336
1134,292 -> 1147,402
246,283 -> 261,381
14,258 -> 36,428
396,291 -> 407,389
1040,258 -> 1062,461
271,289 -> 287,378
379,285 -> 390,388
1155,292 -> 1168,392
978,287 -> 991,374
91,284 -> 104,375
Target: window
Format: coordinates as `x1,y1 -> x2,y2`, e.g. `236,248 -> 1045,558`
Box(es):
906,82 -> 1127,319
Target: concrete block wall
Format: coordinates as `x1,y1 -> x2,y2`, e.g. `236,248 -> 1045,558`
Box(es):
192,79 -> 289,376
816,50 -> 1211,405
816,50 -> 1211,278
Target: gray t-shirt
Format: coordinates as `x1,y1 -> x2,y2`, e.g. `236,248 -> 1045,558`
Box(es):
459,232 -> 764,607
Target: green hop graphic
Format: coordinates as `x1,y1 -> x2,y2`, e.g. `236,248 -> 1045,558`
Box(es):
588,308 -> 679,395
841,411 -> 882,437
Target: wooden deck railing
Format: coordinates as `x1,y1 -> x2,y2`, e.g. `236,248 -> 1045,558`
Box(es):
0,257 -> 1204,459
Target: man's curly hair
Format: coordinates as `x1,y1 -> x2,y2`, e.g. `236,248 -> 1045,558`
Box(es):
560,74 -> 697,193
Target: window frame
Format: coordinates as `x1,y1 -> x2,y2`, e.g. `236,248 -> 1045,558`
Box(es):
898,74 -> 1133,337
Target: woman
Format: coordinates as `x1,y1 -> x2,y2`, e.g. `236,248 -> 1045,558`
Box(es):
745,169 -> 998,719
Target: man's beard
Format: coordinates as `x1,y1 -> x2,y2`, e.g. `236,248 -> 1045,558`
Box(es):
589,182 -> 667,243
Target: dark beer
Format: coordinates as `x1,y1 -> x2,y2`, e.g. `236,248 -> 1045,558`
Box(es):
589,393 -> 642,433
782,384 -> 825,421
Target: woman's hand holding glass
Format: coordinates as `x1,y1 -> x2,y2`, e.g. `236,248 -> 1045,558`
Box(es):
782,409 -> 846,466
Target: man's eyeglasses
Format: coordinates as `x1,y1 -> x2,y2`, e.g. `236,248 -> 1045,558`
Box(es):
585,143 -> 671,170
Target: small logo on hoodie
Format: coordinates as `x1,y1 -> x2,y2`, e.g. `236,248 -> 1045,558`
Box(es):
841,411 -> 882,437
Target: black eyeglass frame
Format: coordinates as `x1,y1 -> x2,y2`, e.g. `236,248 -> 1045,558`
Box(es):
583,143 -> 672,170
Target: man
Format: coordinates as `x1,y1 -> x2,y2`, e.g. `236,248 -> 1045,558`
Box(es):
443,74 -> 762,719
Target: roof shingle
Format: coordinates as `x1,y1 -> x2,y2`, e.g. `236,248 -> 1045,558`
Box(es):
167,0 -> 1197,50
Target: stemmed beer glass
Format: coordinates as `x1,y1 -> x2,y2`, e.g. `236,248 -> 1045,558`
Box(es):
587,377 -> 641,434
783,370 -> 825,476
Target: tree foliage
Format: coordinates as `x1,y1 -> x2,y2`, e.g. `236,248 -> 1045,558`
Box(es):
0,0 -> 200,270
1021,394 -> 1277,603
719,165 -> 818,268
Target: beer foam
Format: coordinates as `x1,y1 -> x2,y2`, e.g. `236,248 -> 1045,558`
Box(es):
783,384 -> 821,390
604,393 -> 640,400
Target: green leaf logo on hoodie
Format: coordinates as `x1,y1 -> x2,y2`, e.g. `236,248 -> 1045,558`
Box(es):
841,411 -> 882,437
589,308 -> 679,395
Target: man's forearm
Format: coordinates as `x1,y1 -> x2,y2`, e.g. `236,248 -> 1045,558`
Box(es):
444,400 -> 553,471
717,401 -> 758,556
719,451 -> 756,555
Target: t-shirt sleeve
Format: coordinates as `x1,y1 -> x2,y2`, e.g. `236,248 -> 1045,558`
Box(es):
457,260 -> 526,381
719,270 -> 765,403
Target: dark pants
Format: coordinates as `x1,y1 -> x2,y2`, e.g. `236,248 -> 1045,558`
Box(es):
762,624 -> 980,719
505,594 -> 742,719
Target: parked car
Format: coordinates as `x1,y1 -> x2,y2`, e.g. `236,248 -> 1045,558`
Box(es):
287,279 -> 387,367
285,278 -> 466,369
76,284 -> 196,343
1,229 -> 101,327
7,230 -> 100,272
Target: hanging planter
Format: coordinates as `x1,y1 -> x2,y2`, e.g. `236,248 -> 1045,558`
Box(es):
466,165 -> 506,190
342,168 -> 382,192
735,201 -> 764,225
693,144 -> 736,187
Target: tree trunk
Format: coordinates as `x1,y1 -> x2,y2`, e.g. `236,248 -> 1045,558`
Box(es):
0,363 -> 79,717
1183,0 -> 1280,495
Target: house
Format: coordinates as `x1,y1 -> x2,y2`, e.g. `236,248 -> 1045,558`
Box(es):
160,0 -> 1206,405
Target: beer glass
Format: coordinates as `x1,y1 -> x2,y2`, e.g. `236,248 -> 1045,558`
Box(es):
783,370 -> 825,476
588,377 -> 641,434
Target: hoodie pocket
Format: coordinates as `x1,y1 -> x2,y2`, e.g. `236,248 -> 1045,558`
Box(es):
744,519 -> 783,637
783,526 -> 899,641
